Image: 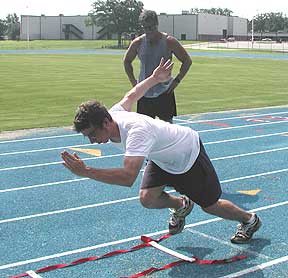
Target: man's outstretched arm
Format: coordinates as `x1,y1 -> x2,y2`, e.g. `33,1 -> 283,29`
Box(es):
61,151 -> 145,187
119,58 -> 173,112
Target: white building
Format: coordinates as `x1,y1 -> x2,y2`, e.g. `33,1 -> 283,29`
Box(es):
20,13 -> 248,41
158,13 -> 248,41
20,15 -> 103,40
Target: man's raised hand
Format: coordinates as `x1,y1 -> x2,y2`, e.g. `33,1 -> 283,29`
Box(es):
152,58 -> 174,83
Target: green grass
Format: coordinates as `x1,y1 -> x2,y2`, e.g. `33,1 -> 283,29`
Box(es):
0,40 -> 126,50
0,40 -> 199,50
0,52 -> 287,131
177,57 -> 288,112
1,39 -> 282,54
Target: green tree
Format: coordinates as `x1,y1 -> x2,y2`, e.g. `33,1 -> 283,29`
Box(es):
251,13 -> 267,37
190,7 -> 233,16
0,19 -> 7,39
249,12 -> 287,38
268,12 -> 285,32
6,13 -> 20,40
284,16 -> 288,31
88,0 -> 144,47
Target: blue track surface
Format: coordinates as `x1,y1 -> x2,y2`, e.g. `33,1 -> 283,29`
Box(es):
1,106 -> 288,278
0,49 -> 288,60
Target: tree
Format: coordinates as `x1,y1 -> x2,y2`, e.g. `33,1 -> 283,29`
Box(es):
249,12 -> 288,38
88,0 -> 144,47
268,12 -> 285,32
0,19 -> 7,39
6,13 -> 20,40
249,13 -> 267,37
190,7 -> 233,16
284,16 -> 288,31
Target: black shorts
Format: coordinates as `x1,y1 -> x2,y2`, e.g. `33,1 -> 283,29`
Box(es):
137,91 -> 177,121
141,141 -> 222,208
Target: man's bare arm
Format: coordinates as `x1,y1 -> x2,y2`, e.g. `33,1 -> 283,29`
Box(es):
61,151 -> 145,186
165,36 -> 192,94
123,39 -> 140,87
168,36 -> 192,82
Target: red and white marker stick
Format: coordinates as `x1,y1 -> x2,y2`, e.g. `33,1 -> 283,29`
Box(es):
26,271 -> 42,278
141,235 -> 195,262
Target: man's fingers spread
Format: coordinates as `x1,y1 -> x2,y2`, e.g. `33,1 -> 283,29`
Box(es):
166,62 -> 174,70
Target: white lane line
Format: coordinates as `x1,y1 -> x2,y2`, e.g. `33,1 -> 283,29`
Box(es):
0,178 -> 89,193
204,131 -> 288,145
2,167 -> 288,194
0,201 -> 287,271
220,168 -> 288,183
174,110 -> 288,124
1,110 -> 287,144
197,120 -> 288,133
186,229 -> 271,260
212,146 -> 288,161
0,143 -> 93,156
0,153 -> 124,172
1,128 -> 287,191
0,195 -> 140,224
1,130 -> 287,157
1,144 -> 287,172
1,169 -> 287,223
0,133 -> 81,144
218,255 -> 288,278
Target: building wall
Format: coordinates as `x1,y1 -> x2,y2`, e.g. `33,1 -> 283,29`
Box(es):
21,15 -> 102,40
198,13 -> 227,36
20,13 -> 248,41
158,14 -> 174,36
61,16 -> 99,40
197,13 -> 247,40
158,14 -> 197,40
40,16 -> 61,39
20,16 -> 41,40
227,16 -> 234,37
174,14 -> 197,40
233,17 -> 248,36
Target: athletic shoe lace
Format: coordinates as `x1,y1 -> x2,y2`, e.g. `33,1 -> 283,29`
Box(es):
235,221 -> 255,237
169,205 -> 187,225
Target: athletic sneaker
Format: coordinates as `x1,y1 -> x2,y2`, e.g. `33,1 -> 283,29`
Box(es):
230,213 -> 262,244
169,195 -> 194,235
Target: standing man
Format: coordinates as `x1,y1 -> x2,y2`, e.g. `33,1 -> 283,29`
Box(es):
123,10 -> 192,123
61,59 -> 261,243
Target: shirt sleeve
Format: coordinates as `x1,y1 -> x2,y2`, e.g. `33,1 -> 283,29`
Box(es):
109,103 -> 125,113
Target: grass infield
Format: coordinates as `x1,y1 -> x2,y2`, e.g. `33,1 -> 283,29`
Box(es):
0,43 -> 287,131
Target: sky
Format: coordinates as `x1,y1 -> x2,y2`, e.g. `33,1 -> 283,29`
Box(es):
1,0 -> 288,20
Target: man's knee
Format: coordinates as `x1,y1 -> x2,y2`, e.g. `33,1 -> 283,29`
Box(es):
201,200 -> 219,214
139,189 -> 161,208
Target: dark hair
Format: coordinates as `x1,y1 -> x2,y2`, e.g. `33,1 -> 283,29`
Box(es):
139,10 -> 158,26
73,100 -> 112,132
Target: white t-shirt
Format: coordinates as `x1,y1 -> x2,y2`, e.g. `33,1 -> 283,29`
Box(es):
109,104 -> 200,174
